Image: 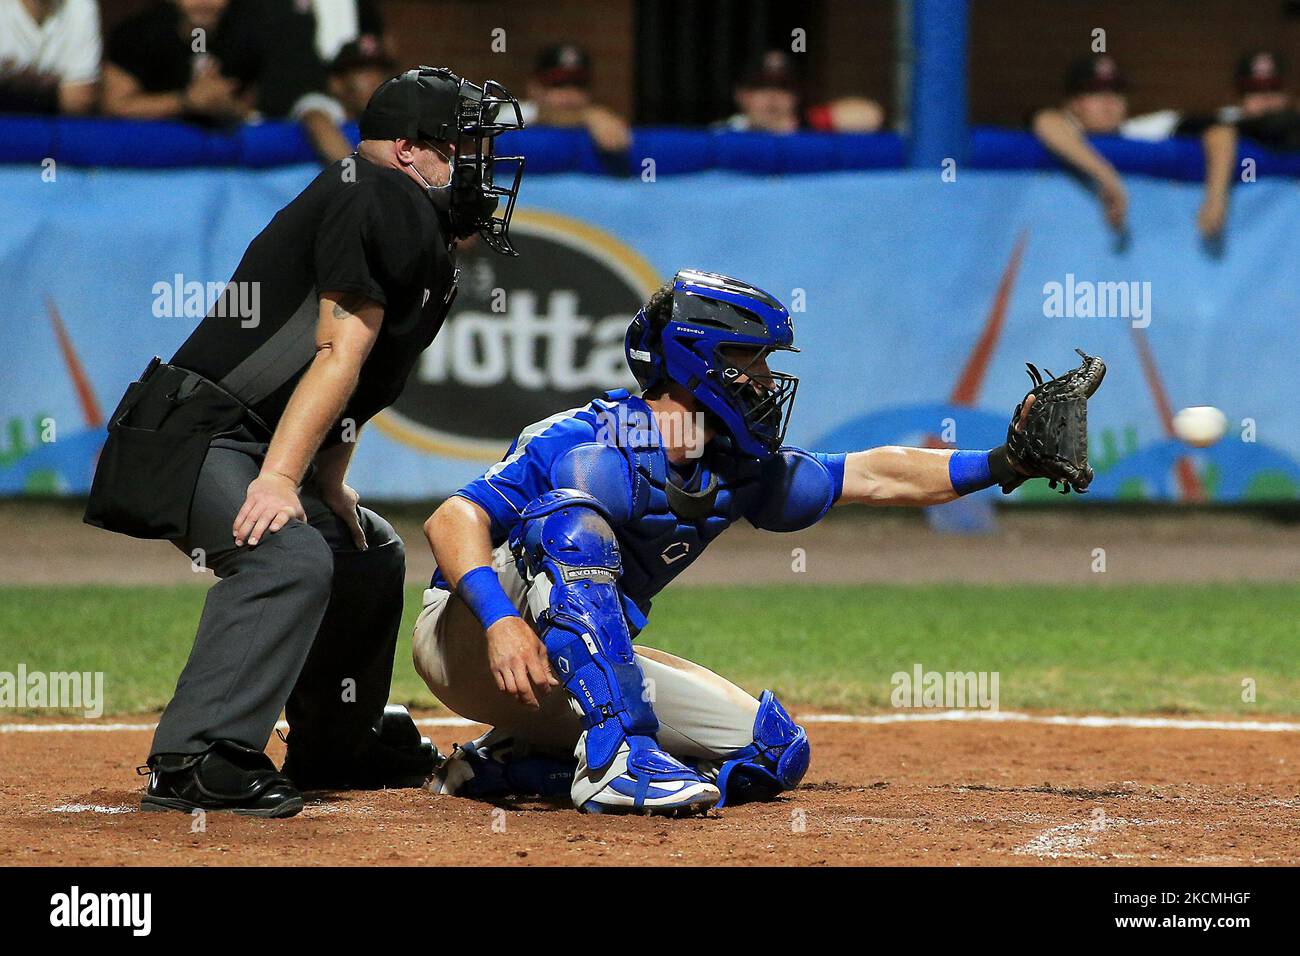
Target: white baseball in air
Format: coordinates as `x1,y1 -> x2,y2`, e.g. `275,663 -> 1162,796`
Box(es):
1172,406 -> 1228,448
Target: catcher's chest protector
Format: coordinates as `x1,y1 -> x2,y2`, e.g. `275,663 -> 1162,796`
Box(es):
599,398 -> 764,608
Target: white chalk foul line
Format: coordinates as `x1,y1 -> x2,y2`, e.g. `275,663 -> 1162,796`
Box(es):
2,721 -> 159,733
1012,817 -> 1178,861
802,710 -> 1300,732
0,716 -> 479,734
4,710 -> 1299,734
49,803 -> 135,815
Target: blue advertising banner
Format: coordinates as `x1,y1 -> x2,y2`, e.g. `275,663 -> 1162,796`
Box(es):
2,163 -> 1296,502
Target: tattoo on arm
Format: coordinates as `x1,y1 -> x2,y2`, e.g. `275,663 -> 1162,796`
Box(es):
318,292 -> 381,359
321,294 -> 375,353
331,294 -> 369,321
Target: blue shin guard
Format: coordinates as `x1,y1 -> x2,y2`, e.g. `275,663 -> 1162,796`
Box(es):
714,690 -> 811,807
510,490 -> 718,813
509,490 -> 658,772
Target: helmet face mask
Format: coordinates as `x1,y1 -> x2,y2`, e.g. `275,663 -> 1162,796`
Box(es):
366,67 -> 526,254
446,77 -> 525,254
714,345 -> 799,455
624,270 -> 800,459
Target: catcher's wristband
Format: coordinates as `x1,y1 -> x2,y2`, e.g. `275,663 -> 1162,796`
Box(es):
948,447 -> 1021,496
457,565 -> 522,630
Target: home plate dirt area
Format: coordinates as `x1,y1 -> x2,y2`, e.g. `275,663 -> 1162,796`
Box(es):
2,713 -> 1297,866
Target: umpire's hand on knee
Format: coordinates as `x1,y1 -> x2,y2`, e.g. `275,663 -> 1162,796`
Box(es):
234,472 -> 306,547
486,616 -> 559,709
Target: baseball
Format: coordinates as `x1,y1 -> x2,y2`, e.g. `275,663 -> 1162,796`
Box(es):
1173,406 -> 1228,447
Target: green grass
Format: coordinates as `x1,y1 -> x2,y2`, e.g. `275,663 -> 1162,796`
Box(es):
1,583 -> 1296,716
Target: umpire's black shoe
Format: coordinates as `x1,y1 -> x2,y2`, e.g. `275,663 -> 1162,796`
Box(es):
282,705 -> 439,791
141,740 -> 304,818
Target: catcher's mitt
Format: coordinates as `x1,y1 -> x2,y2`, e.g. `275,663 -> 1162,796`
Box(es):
1002,349 -> 1106,495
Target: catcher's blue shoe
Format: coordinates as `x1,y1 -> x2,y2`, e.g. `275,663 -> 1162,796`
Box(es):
428,731 -> 573,799
573,734 -> 720,816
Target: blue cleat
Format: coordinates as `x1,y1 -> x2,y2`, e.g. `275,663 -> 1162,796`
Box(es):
428,731 -> 573,800
574,734 -> 719,816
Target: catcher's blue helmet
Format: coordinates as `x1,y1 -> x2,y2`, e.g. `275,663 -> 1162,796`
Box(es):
624,270 -> 799,459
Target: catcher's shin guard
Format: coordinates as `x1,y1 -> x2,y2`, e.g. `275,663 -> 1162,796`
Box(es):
713,690 -> 810,807
511,490 -> 718,814
510,490 -> 656,771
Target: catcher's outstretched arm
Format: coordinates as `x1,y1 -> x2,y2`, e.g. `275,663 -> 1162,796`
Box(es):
834,346 -> 1106,506
836,399 -> 1034,507
836,445 -> 1016,507
839,447 -> 957,506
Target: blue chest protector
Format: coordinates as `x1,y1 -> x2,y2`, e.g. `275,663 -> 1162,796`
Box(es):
549,390 -> 840,617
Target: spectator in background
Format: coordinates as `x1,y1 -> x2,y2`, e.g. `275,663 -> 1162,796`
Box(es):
0,0 -> 101,114
106,0 -> 388,164
808,96 -> 885,134
720,50 -> 884,134
522,42 -> 631,171
104,0 -> 330,125
103,0 -> 252,123
721,51 -> 802,133
291,0 -> 387,163
1031,55 -> 1135,232
209,0 -> 328,121
327,34 -> 393,120
303,0 -> 384,68
297,34 -> 395,164
1227,50 -> 1298,136
1198,50 -> 1300,240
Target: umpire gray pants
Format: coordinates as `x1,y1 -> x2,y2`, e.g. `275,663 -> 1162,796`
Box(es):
150,439 -> 405,758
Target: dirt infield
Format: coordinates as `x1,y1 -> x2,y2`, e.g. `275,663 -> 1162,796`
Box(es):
3,714 -> 1297,866
4,500 -> 1299,586
3,503 -> 1297,865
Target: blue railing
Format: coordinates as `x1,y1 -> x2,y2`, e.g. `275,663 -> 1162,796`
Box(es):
2,116 -> 1299,179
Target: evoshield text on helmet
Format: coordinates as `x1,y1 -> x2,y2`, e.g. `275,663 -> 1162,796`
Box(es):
624,270 -> 799,459
360,66 -> 526,255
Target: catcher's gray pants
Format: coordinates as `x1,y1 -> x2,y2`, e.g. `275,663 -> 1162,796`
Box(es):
412,546 -> 761,761
150,441 -> 405,758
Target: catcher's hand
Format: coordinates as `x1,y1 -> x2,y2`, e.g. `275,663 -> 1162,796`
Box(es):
1001,349 -> 1106,495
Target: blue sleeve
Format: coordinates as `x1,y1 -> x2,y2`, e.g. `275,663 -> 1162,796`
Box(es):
455,413 -> 598,543
745,448 -> 846,533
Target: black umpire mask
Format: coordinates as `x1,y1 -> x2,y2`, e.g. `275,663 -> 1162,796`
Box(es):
413,155 -> 500,240
360,66 -> 525,254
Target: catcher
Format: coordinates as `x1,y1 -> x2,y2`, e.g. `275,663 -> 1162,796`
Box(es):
413,269 -> 1105,815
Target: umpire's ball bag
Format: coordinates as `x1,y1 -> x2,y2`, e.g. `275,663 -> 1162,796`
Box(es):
84,358 -> 261,540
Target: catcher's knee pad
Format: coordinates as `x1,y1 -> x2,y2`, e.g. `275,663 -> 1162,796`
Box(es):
714,690 -> 810,807
509,489 -> 656,775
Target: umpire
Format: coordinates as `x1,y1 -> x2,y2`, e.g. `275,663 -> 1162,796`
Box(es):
85,67 -> 525,817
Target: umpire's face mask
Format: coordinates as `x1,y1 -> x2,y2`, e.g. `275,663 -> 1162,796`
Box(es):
409,141 -> 500,241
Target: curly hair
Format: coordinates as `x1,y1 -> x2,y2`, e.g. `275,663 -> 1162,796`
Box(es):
643,282 -> 674,332
636,282 -> 675,397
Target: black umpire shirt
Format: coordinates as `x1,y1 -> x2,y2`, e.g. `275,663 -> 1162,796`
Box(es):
171,156 -> 455,446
